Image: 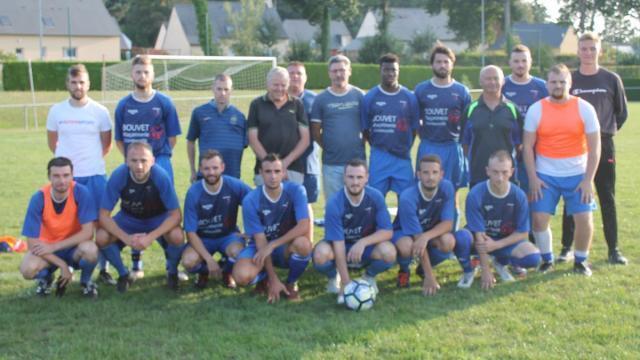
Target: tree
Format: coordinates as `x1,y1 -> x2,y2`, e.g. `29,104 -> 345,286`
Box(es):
408,30 -> 438,62
105,0 -> 173,48
258,17 -> 281,56
559,1 -> 640,35
225,0 -> 265,56
282,0 -> 359,61
193,0 -> 218,55
358,33 -> 403,64
287,41 -> 315,62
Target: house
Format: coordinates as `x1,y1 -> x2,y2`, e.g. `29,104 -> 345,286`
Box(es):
282,19 -> 352,53
344,8 -> 468,60
490,22 -> 578,55
154,1 -> 288,57
0,0 -> 121,61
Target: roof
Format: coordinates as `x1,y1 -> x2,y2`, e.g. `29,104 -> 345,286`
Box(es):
282,19 -> 350,48
174,1 -> 287,45
491,22 -> 572,50
356,8 -> 457,42
0,0 -> 121,37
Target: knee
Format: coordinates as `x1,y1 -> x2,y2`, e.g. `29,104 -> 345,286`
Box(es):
78,242 -> 99,263
378,242 -> 397,263
292,236 -> 312,256
181,248 -> 200,269
20,260 -> 42,280
312,242 -> 333,264
531,214 -> 550,232
232,261 -> 256,287
226,243 -> 244,259
395,237 -> 412,257
165,227 -> 185,246
436,234 -> 455,253
95,229 -> 111,248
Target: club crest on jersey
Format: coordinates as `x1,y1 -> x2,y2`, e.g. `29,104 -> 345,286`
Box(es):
152,107 -> 161,117
427,94 -> 438,100
418,209 -> 427,215
129,189 -> 135,194
223,195 -> 231,203
530,90 -> 539,98
262,209 -> 271,216
203,117 -> 211,122
345,213 -> 353,220
505,91 -> 516,97
484,205 -> 493,211
202,204 -> 213,210
230,116 -> 238,124
376,101 -> 386,107
127,109 -> 138,115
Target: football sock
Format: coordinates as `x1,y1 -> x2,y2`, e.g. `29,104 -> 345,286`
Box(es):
101,244 -> 128,277
495,256 -> 510,266
429,247 -> 450,267
365,259 -> 394,278
164,244 -> 183,275
131,250 -> 143,271
78,258 -> 97,285
188,262 -> 206,274
98,253 -> 108,271
287,253 -> 310,284
453,207 -> 460,231
533,229 -> 553,263
574,250 -> 589,264
397,256 -> 411,273
313,259 -> 337,279
454,229 -> 473,273
223,257 -> 235,273
35,267 -> 51,280
511,253 -> 542,269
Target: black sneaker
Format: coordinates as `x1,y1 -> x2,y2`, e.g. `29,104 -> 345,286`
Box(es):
557,248 -> 573,263
538,261 -> 554,274
573,262 -> 593,277
416,265 -> 425,279
35,277 -> 53,297
167,273 -> 179,291
55,277 -> 68,297
608,249 -> 629,265
116,274 -> 132,293
81,282 -> 99,299
194,272 -> 209,290
98,270 -> 117,286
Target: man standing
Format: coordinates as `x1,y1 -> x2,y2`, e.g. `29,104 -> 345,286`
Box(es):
96,142 -> 185,292
114,55 -> 182,278
187,74 -> 247,181
46,64 -> 113,284
502,44 -> 549,192
181,150 -> 252,289
361,53 -> 420,198
523,64 -> 601,275
20,157 -> 99,298
232,154 -> 312,303
561,32 -> 629,265
311,55 -> 366,201
461,65 -> 522,187
463,151 -> 541,289
312,159 -> 395,303
393,155 -> 473,293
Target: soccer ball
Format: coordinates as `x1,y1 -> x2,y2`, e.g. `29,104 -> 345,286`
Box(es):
343,279 -> 375,311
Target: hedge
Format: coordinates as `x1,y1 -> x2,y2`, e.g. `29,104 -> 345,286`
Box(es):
2,60 -> 639,101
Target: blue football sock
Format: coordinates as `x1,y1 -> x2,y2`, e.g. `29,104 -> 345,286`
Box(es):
131,249 -> 143,271
188,262 -> 206,274
511,253 -> 542,269
165,244 -> 183,275
223,257 -> 236,273
313,259 -> 337,279
365,259 -> 394,278
541,252 -> 553,263
35,267 -> 51,281
397,256 -> 412,273
429,247 -> 450,267
78,258 -> 97,285
98,253 -> 108,271
454,229 -> 473,273
495,256 -> 510,266
574,250 -> 588,264
287,253 -> 310,284
101,244 -> 128,277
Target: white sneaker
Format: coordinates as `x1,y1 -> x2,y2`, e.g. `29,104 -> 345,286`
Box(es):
457,271 -> 475,288
178,271 -> 189,282
362,275 -> 379,297
326,273 -> 340,294
336,293 -> 345,305
492,259 -> 515,282
130,270 -> 145,281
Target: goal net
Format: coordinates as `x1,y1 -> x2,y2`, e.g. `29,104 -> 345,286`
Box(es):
101,55 -> 276,117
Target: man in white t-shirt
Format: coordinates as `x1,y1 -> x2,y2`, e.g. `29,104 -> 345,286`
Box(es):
46,63 -> 114,284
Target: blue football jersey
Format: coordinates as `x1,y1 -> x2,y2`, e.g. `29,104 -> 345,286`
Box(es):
394,179 -> 455,236
465,181 -> 529,239
414,80 -> 471,143
502,75 -> 548,116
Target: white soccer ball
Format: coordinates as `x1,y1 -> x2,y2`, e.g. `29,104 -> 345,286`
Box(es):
343,279 -> 375,311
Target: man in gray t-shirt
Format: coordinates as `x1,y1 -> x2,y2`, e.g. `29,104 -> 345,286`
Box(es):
311,55 -> 366,202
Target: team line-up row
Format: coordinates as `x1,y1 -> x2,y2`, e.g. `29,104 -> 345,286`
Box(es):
22,32 -> 629,301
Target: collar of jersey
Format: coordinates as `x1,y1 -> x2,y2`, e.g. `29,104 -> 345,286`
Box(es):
202,177 -> 223,196
344,186 -> 365,207
486,180 -> 510,199
262,183 -> 283,203
418,182 -> 438,202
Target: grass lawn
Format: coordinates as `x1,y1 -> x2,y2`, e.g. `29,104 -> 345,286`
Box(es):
0,99 -> 638,359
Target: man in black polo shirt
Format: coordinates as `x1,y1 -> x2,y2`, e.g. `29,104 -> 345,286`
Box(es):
247,67 -> 310,186
559,32 -> 629,265
461,65 -> 523,187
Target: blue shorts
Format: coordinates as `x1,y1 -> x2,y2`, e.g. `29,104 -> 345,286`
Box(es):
369,147 -> 413,197
303,174 -> 320,203
238,242 -> 289,269
318,240 -> 375,269
417,140 -> 467,189
194,233 -> 245,256
391,230 -> 451,267
75,174 -> 107,215
530,173 -> 597,215
322,164 -> 345,202
53,246 -> 79,268
155,155 -> 174,184
471,239 -> 526,259
114,211 -> 169,235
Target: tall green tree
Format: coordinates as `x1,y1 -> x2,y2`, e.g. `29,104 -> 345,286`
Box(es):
225,0 -> 265,56
193,0 -> 217,55
104,0 -> 173,48
559,0 -> 639,39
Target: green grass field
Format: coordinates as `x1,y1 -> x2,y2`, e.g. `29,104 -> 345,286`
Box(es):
0,98 -> 638,359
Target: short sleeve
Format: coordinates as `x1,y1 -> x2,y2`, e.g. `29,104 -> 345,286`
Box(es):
515,188 -> 530,233
75,184 -> 98,224
310,95 -> 323,123
247,98 -> 260,128
408,91 -> 421,131
46,106 -> 58,131
162,97 -> 181,137
373,191 -> 392,231
440,181 -> 455,222
186,107 -> 200,142
295,99 -> 308,127
21,191 -> 45,238
101,166 -> 126,211
114,99 -> 125,141
360,91 -> 373,131
183,185 -> 199,233
242,192 -> 263,236
465,187 -> 486,233
523,101 -> 543,132
324,195 -> 345,242
153,167 -> 179,210
398,189 -> 422,237
97,104 -> 112,132
577,99 -> 601,134
291,183 -> 309,221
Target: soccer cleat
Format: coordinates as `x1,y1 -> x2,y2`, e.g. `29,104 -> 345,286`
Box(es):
98,270 -> 117,286
253,278 -> 268,295
510,265 -> 528,279
326,273 -> 340,294
608,249 -> 629,265
222,271 -> 237,289
194,272 -> 209,290
396,271 -> 410,288
116,274 -> 132,293
178,271 -> 189,282
130,269 -> 145,281
81,282 -> 98,299
457,271 -> 475,289
573,262 -> 593,277
336,293 -> 345,305
285,283 -> 302,302
492,259 -> 515,282
415,264 -> 425,279
538,261 -> 554,274
362,275 -> 379,297
167,273 -> 179,291
35,277 -> 53,297
557,248 -> 574,263
55,277 -> 68,297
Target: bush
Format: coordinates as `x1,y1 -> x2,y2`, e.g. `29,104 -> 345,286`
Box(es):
2,61 -> 117,91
